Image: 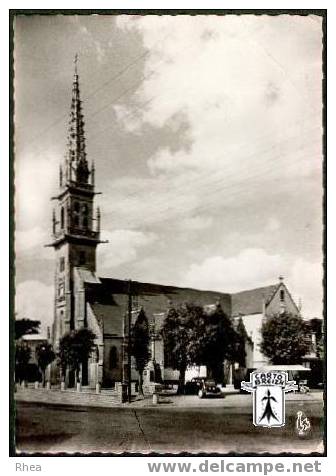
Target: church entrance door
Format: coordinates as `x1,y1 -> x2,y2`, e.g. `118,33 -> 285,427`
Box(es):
68,369 -> 75,388
82,359 -> 88,386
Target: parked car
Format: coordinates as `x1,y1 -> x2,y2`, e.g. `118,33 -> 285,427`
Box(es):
185,377 -> 205,395
197,379 -> 223,398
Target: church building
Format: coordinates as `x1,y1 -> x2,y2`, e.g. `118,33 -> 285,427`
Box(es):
49,64 -> 300,390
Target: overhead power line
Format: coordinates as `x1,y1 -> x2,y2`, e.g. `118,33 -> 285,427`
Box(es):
23,48 -> 152,149
100,134 -> 321,229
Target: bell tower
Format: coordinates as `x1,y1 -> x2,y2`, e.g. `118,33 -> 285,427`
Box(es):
48,56 -> 102,339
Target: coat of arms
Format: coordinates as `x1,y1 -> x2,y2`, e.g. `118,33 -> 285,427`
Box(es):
241,370 -> 297,427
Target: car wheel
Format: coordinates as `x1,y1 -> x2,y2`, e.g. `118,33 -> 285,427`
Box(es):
198,390 -> 205,399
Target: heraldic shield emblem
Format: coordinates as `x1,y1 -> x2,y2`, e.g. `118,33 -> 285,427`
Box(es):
241,371 -> 297,428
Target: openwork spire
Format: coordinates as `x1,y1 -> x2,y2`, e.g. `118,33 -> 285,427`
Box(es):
66,54 -> 89,185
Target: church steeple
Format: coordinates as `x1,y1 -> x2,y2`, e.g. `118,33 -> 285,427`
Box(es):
48,57 -> 104,338
48,55 -> 102,255
65,54 -> 90,185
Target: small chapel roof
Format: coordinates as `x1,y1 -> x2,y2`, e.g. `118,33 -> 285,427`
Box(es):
230,284 -> 279,317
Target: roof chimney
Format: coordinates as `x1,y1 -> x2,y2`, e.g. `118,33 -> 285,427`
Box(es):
278,275 -> 284,283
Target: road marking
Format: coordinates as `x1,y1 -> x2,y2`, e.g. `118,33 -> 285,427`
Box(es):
133,410 -> 152,452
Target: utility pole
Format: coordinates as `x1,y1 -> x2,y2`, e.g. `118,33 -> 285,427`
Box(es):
121,308 -> 127,403
127,279 -> 132,403
152,314 -> 156,367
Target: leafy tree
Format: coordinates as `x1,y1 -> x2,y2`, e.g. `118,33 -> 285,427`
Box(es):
58,333 -> 72,383
233,317 -> 250,367
307,318 -> 323,339
188,304 -> 237,383
162,303 -> 241,389
305,318 -> 324,359
260,312 -> 311,365
15,343 -> 31,383
316,338 -> 324,360
131,309 -> 150,396
15,318 -> 40,340
161,306 -> 193,394
58,328 -> 96,384
36,343 -> 55,386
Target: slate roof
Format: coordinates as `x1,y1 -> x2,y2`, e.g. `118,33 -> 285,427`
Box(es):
82,272 -> 284,335
85,277 -> 232,336
76,268 -> 101,284
90,303 -> 124,335
231,284 -> 279,317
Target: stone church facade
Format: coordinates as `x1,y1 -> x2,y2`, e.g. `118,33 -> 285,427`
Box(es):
49,65 -> 300,389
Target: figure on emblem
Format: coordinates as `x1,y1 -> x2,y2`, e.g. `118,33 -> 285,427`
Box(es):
259,389 -> 279,424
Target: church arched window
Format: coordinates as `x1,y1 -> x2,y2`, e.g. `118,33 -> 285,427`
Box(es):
82,204 -> 89,228
59,311 -> 64,336
59,257 -> 65,272
73,201 -> 81,227
109,346 -> 118,369
60,207 -> 64,229
79,251 -> 86,265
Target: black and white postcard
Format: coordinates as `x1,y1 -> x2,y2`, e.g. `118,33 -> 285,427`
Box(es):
11,10 -> 326,457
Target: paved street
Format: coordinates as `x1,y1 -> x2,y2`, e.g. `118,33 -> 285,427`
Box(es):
15,394 -> 324,454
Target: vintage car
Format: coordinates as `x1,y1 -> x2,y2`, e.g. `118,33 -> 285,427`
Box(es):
185,377 -> 205,395
197,378 -> 223,398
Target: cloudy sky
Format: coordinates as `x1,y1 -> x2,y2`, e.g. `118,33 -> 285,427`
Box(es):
14,14 -> 323,332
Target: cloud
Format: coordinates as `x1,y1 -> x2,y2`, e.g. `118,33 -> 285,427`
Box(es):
288,258 -> 323,319
110,15 -> 323,256
110,16 -> 323,319
14,151 -> 57,259
100,174 -> 201,231
117,15 -> 322,179
15,226 -> 53,259
15,280 -> 54,334
68,16 -> 106,63
265,81 -> 281,106
266,217 -> 281,232
182,248 -> 283,293
15,152 -> 57,230
182,248 -> 322,318
98,229 -> 157,270
181,215 -> 213,231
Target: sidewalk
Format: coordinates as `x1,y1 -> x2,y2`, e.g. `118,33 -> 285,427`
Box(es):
15,385 -> 122,408
14,385 -> 323,409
